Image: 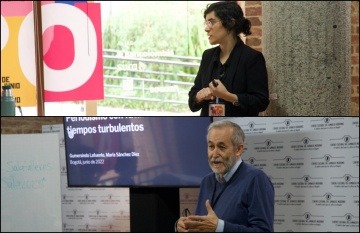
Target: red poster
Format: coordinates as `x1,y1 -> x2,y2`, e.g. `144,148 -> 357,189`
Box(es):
1,1 -> 104,106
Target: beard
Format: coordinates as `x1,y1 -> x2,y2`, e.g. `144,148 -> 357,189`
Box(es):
209,155 -> 237,177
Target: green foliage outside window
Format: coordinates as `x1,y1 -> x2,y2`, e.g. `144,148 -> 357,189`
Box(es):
99,1 -> 212,112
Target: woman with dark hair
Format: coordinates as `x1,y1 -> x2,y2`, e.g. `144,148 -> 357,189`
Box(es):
188,1 -> 269,116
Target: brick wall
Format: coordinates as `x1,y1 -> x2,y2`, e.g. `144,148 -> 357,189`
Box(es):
244,1 -> 262,52
244,1 -> 359,116
1,117 -> 63,134
351,1 -> 359,116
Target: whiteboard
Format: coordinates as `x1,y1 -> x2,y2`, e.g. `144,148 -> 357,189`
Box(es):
1,134 -> 62,232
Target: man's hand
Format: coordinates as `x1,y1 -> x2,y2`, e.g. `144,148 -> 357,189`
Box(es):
176,216 -> 191,232
183,200 -> 219,232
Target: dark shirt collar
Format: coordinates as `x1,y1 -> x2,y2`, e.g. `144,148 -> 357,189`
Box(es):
213,37 -> 242,67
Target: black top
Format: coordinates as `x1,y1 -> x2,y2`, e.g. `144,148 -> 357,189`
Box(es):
188,38 -> 269,116
212,45 -> 234,82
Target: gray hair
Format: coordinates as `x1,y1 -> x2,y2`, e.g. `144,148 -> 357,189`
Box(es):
207,120 -> 245,147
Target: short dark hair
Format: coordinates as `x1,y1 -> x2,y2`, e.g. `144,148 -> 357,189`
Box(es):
204,1 -> 252,37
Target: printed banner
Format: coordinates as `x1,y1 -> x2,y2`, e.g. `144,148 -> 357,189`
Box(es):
180,117 -> 359,232
1,1 -> 103,106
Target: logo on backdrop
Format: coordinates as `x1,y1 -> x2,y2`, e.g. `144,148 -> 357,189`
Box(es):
62,222 -> 75,231
310,117 -> 345,130
254,139 -> 284,153
310,154 -> 345,168
89,209 -> 108,220
291,175 -> 324,188
65,209 -> 85,220
290,137 -> 322,151
100,194 -> 121,204
273,119 -> 304,133
78,194 -> 97,204
245,157 -> 267,169
332,213 -> 359,228
241,121 -> 267,134
274,214 -> 285,226
292,212 -> 324,226
268,175 -> 285,189
62,194 -> 74,204
112,210 -> 130,221
312,192 -> 346,207
330,174 -> 359,188
101,223 -> 124,232
275,192 -> 305,206
273,156 -> 304,169
78,223 -> 97,232
330,135 -> 359,149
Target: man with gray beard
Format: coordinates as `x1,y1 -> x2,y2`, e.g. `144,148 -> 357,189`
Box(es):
176,120 -> 274,232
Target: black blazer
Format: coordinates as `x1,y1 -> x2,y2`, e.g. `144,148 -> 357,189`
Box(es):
188,39 -> 269,116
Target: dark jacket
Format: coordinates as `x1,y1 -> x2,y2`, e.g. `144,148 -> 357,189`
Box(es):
188,39 -> 269,116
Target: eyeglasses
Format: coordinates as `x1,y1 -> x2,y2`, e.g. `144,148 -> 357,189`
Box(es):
204,20 -> 220,28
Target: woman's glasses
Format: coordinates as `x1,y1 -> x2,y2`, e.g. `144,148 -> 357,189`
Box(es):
204,20 -> 220,28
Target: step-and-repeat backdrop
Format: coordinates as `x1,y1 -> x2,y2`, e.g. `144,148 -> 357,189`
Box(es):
42,125 -> 130,232
180,117 -> 359,232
